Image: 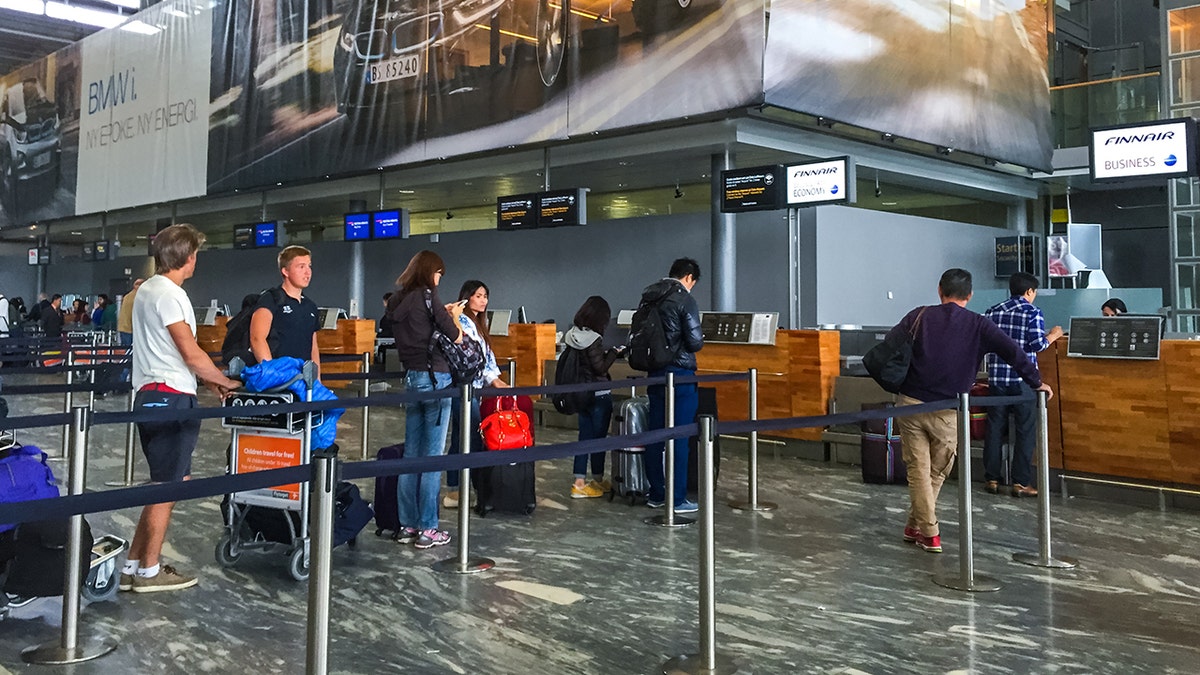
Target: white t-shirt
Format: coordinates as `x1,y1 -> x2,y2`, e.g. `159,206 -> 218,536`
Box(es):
132,275 -> 198,395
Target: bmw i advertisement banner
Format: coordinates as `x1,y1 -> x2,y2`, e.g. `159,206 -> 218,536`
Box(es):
785,157 -> 855,207
1090,118 -> 1197,182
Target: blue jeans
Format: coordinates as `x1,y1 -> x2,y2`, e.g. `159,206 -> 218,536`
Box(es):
983,381 -> 1036,486
646,367 -> 699,505
398,370 -> 453,531
446,396 -> 482,489
119,331 -> 133,346
574,394 -> 612,479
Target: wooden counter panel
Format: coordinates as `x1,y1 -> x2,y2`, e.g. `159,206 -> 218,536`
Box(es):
696,343 -> 790,377
490,324 -> 556,390
1036,344 -> 1064,469
1162,341 -> 1200,485
196,317 -> 228,360
1056,348 -> 1172,482
788,330 -> 839,441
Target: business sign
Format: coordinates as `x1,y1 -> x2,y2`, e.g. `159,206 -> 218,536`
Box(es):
785,157 -> 856,207
995,235 -> 1037,278
497,194 -> 538,230
720,165 -> 783,213
1091,118 -> 1197,182
537,189 -> 587,227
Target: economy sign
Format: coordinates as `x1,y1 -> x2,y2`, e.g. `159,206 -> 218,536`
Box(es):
785,157 -> 856,207
1091,118 -> 1197,182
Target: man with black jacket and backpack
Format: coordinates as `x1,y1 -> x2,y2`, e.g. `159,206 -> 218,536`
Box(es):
637,258 -> 704,513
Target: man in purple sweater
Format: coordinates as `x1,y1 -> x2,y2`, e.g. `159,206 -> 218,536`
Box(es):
887,269 -> 1052,553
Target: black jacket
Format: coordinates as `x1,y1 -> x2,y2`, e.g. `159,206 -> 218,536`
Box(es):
387,286 -> 460,373
640,278 -> 703,371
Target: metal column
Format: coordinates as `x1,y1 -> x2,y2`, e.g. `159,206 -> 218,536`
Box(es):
711,151 -> 736,312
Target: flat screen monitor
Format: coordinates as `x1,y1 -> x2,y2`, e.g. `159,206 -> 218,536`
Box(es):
81,243 -> 94,259
255,221 -> 277,248
487,309 -> 512,336
537,188 -> 586,227
317,308 -> 344,330
344,213 -> 370,241
233,225 -> 254,250
372,209 -> 406,239
193,306 -> 219,326
27,247 -> 38,266
497,194 -> 538,230
93,240 -> 108,261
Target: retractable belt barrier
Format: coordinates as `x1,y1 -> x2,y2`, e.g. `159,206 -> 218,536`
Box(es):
0,361 -> 132,376
1,382 -> 133,396
318,354 -> 364,364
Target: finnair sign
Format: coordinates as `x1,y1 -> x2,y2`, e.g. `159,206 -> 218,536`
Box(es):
1091,119 -> 1195,181
785,157 -> 856,206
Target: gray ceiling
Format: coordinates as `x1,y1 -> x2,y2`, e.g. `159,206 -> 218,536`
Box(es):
0,6 -> 132,74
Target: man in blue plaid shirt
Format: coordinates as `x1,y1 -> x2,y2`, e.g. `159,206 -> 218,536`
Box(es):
984,273 -> 1063,497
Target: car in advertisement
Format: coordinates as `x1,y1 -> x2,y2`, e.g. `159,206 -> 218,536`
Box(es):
332,0 -> 704,135
0,77 -> 62,215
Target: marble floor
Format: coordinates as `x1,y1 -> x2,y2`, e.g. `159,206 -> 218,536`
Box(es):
1,383 -> 1199,674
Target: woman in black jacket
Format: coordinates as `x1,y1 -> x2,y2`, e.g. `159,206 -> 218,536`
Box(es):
561,296 -> 622,498
386,250 -> 463,549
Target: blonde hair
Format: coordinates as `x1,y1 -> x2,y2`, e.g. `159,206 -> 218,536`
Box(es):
153,224 -> 205,274
278,245 -> 311,270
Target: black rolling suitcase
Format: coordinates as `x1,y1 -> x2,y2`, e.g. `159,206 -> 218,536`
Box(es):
860,402 -> 906,485
687,386 -> 722,493
373,443 -> 404,537
473,462 -> 536,516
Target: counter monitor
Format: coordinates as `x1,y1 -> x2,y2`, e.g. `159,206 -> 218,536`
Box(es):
487,309 -> 512,336
699,312 -> 779,345
1067,316 -> 1164,360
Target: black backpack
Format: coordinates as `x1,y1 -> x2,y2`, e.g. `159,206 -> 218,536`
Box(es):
423,290 -> 485,386
220,288 -> 284,367
552,346 -> 595,415
627,290 -> 675,372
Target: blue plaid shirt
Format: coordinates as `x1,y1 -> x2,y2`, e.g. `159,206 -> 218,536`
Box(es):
984,297 -> 1049,386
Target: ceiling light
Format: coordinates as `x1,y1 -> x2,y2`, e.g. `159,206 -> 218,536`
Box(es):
0,0 -> 44,16
70,231 -> 82,235
45,1 -> 127,27
397,189 -> 415,194
881,201 -> 898,206
28,225 -> 37,230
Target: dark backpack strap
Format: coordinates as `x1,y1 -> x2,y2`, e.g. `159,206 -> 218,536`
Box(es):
423,289 -> 438,382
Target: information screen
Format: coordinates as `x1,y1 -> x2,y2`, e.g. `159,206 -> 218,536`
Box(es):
1067,316 -> 1163,360
497,194 -> 537,230
233,226 -> 254,250
344,213 -> 370,241
255,222 -> 277,248
82,242 -> 94,259
38,247 -> 50,265
698,312 -> 779,345
372,210 -> 404,239
538,189 -> 586,227
93,240 -> 109,260
720,165 -> 783,212
27,247 -> 38,266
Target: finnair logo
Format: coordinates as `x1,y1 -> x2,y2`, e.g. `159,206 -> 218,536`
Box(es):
1103,131 -> 1175,145
793,167 -> 839,178
1165,154 -> 1178,167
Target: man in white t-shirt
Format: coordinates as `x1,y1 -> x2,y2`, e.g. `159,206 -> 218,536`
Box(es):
121,224 -> 240,594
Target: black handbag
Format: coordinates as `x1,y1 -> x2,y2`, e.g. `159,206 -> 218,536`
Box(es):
863,308 -> 926,394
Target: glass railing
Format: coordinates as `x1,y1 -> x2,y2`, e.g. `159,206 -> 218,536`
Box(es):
1050,72 -> 1161,148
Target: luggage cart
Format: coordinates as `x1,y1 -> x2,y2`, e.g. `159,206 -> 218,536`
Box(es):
216,361 -> 319,581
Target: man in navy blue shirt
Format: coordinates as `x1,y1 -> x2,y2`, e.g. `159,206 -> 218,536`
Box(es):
983,273 -> 1062,498
886,269 -> 1051,554
250,246 -> 321,370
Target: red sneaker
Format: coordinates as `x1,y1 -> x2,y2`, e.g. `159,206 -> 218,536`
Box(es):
903,526 -> 920,543
916,533 -> 942,553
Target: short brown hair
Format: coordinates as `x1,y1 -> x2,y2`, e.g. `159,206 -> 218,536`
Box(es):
396,250 -> 445,292
153,224 -> 205,274
278,245 -> 311,270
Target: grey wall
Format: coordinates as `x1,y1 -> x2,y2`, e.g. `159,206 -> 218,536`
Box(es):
28,206 -> 1008,331
0,243 -> 39,304
814,205 -> 1006,326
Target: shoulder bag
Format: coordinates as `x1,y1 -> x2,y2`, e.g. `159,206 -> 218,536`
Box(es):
863,307 -> 926,394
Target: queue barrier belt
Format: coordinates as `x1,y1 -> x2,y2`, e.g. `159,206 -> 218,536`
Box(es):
2,382 -> 134,397
0,361 -> 133,376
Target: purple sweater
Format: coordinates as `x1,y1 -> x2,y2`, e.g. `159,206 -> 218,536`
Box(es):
887,302 -> 1041,402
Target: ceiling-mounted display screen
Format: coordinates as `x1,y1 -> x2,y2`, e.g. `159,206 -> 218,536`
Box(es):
93,240 -> 109,260
1091,118 -> 1196,182
82,242 -> 94,259
344,213 -> 371,241
497,194 -> 538,230
537,189 -> 586,227
233,225 -> 254,250
255,222 -> 277,248
785,157 -> 856,206
721,165 -> 783,213
27,248 -> 38,266
372,209 -> 408,239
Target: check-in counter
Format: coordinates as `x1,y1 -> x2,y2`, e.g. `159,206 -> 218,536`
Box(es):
489,323 -> 557,390
196,316 -> 228,358
193,317 -> 374,388
1042,338 -> 1200,486
694,329 -> 840,443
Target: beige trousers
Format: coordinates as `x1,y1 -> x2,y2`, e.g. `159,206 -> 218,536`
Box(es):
896,395 -> 958,537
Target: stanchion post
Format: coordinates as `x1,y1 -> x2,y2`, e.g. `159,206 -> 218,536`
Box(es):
662,416 -> 737,675
59,351 -> 75,459
22,406 -> 117,665
932,393 -> 1000,593
360,352 -> 371,461
506,358 -> 517,386
729,368 -> 776,512
1013,391 -> 1078,569
306,449 -> 337,675
647,372 -> 694,528
104,387 -> 137,488
433,384 -> 494,575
